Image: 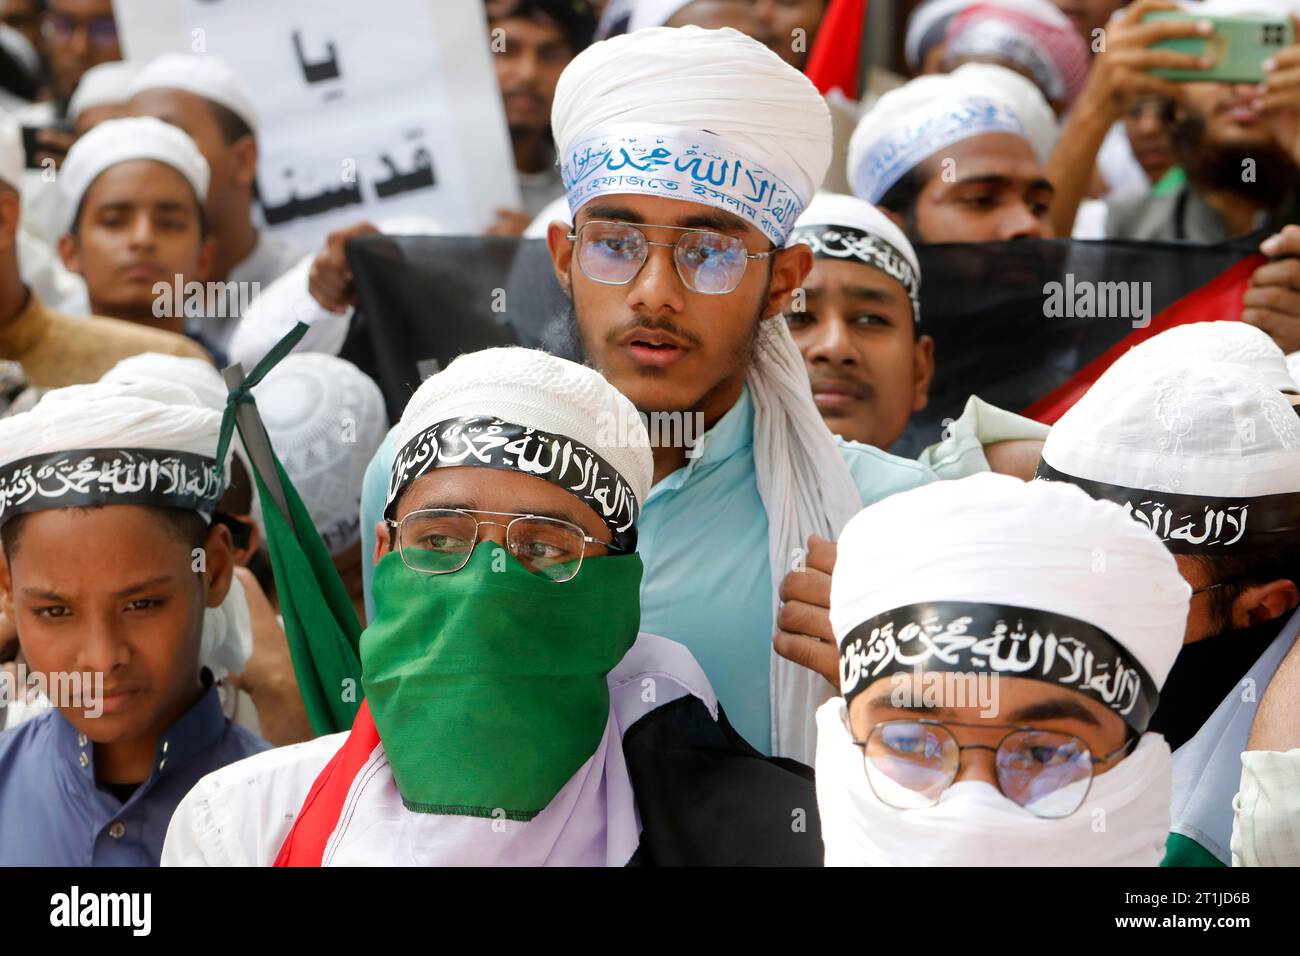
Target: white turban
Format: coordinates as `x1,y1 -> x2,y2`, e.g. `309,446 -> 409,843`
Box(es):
0,111 -> 20,191
943,0 -> 1090,106
1040,358 -> 1300,554
68,60 -> 140,124
59,116 -> 210,229
833,473 -> 1189,701
1111,321 -> 1299,395
389,348 -> 653,550
816,473 -> 1187,867
905,0 -> 972,71
847,62 -> 1057,205
788,191 -> 921,321
258,354 -> 388,556
127,52 -> 259,134
552,25 -> 831,245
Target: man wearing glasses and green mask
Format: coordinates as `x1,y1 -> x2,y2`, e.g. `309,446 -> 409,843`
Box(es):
816,473 -> 1189,866
162,346 -> 823,866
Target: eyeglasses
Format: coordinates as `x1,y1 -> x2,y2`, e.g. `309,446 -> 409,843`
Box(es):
853,719 -> 1136,819
567,219 -> 775,295
384,508 -> 621,583
42,11 -> 118,47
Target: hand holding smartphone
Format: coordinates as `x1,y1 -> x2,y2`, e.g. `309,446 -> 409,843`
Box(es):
1146,12 -> 1295,83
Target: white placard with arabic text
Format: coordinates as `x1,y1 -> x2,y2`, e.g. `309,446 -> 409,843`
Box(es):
115,0 -> 521,249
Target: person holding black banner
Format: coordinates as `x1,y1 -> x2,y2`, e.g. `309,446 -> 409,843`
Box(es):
1037,355 -> 1300,865
162,346 -> 822,866
818,472 -> 1188,866
0,379 -> 268,865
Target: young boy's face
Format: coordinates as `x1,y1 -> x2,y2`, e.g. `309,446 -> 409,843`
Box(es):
0,505 -> 233,745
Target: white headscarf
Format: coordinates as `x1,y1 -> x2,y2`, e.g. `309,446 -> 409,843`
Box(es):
818,473 -> 1188,865
847,62 -> 1057,204
905,0 -> 973,71
553,25 -> 864,760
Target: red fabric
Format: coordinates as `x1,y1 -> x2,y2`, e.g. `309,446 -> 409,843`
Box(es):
1022,254 -> 1265,425
804,0 -> 868,99
274,699 -> 382,867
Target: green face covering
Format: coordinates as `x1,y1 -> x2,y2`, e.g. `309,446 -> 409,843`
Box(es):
362,542 -> 642,820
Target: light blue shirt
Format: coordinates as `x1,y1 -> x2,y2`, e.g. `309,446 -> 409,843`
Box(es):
359,385 -> 935,754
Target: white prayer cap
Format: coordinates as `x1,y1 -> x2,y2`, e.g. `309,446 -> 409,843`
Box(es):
0,111 -> 21,191
127,52 -> 258,134
257,355 -> 388,556
389,348 -> 652,549
789,191 -> 921,320
1112,321 -> 1299,395
552,25 -> 831,246
68,60 -> 140,124
905,0 -> 972,71
1039,358 -> 1300,556
847,62 -> 1056,205
1043,357 -> 1300,498
943,0 -> 1090,106
59,116 -> 210,229
831,472 -> 1189,729
0,379 -> 230,528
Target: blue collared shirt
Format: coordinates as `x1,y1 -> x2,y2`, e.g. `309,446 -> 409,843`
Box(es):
359,385 -> 934,754
0,685 -> 268,866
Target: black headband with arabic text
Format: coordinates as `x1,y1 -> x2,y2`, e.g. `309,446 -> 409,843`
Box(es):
387,415 -> 638,552
1035,459 -> 1300,555
789,223 -> 921,321
839,600 -> 1159,733
0,448 -> 223,528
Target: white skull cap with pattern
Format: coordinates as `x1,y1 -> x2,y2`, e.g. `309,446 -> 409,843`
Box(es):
392,347 -> 653,513
847,61 -> 1056,205
1110,321 -> 1299,394
257,354 -> 389,556
831,472 -> 1190,692
551,25 -> 831,245
1042,357 -> 1300,498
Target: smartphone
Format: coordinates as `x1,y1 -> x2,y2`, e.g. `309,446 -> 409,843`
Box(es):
1146,12 -> 1293,83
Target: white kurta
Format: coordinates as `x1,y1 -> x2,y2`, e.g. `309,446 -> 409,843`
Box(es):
162,632 -> 717,866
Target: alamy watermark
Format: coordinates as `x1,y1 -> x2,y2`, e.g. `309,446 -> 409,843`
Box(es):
889,666 -> 1000,719
152,275 -> 261,320
1043,273 -> 1151,329
595,408 -> 706,458
1,663 -> 104,719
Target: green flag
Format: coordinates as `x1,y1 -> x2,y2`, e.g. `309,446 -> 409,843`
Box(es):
217,324 -> 363,735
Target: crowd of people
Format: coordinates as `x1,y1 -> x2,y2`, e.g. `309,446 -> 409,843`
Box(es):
1,0 -> 1300,868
